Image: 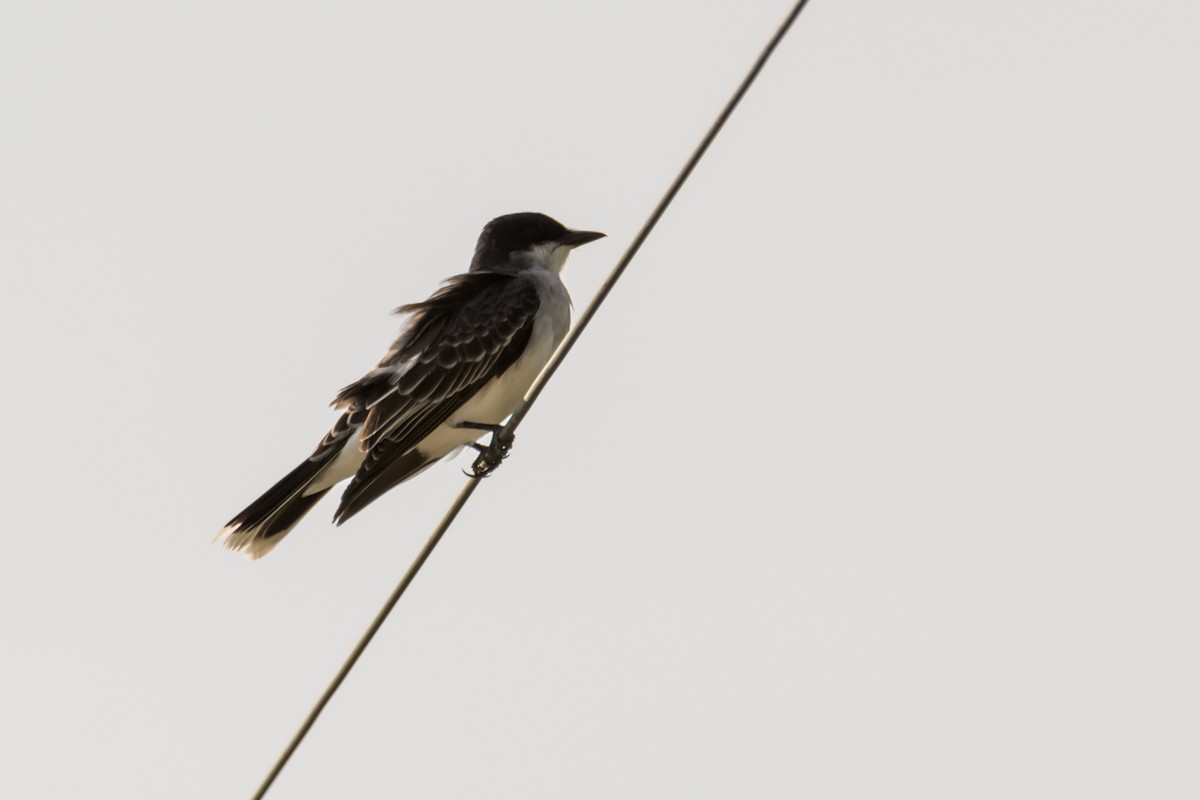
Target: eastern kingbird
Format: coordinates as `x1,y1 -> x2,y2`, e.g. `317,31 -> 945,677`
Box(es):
216,212 -> 605,559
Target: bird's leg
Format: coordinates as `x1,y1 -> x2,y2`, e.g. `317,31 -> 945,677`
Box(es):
454,421 -> 515,478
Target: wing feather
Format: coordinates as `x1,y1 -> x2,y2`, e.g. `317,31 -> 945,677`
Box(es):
330,271 -> 541,520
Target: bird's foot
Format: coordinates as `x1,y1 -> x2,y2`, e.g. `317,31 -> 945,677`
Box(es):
456,422 -> 514,479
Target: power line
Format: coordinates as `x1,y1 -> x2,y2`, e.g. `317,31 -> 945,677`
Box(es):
251,1 -> 813,796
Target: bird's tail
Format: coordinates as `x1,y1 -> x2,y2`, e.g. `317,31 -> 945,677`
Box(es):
216,455 -> 334,559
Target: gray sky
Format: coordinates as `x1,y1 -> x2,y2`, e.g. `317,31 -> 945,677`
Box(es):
3,1 -> 1199,797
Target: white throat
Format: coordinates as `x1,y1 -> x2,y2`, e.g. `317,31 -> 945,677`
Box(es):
517,242 -> 572,274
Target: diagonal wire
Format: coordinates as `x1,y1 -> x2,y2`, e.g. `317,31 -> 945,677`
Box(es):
251,1 -> 813,796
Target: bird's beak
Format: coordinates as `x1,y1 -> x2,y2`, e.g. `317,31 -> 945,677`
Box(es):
558,229 -> 606,248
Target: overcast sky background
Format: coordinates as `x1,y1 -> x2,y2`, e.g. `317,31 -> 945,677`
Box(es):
3,1 -> 1199,797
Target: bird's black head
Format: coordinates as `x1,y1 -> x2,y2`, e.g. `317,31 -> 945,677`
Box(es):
470,212 -> 605,273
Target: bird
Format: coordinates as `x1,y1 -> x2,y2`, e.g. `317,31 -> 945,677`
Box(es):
216,212 -> 605,559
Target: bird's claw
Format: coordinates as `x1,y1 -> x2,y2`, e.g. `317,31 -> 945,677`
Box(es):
467,437 -> 512,478
458,422 -> 514,479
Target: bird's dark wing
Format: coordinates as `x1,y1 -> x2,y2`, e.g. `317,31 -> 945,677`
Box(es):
330,271 -> 541,521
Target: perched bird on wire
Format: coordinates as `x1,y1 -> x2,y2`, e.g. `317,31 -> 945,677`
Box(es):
216,212 -> 605,559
